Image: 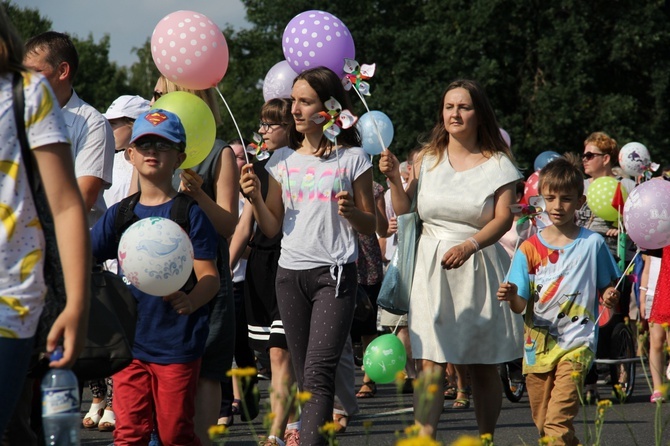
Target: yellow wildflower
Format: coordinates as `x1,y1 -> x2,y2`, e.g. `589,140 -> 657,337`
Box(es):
427,384 -> 439,395
404,424 -> 421,436
570,371 -> 581,380
538,436 -> 556,445
226,366 -> 257,378
319,421 -> 339,435
449,434 -> 482,446
363,420 -> 373,429
265,412 -> 276,422
662,322 -> 669,329
396,370 -> 408,386
659,384 -> 669,397
208,424 -> 227,439
397,435 -> 442,446
597,399 -> 612,408
296,390 -> 312,404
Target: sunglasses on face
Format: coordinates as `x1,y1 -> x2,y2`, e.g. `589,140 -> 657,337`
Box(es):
134,141 -> 181,152
582,152 -> 605,161
153,90 -> 164,101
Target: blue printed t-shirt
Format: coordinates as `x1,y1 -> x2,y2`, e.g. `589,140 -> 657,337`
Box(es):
91,198 -> 218,364
508,227 -> 620,374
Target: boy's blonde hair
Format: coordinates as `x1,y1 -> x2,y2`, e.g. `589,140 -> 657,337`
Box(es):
538,157 -> 584,196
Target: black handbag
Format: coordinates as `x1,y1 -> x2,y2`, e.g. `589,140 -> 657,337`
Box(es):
12,72 -> 136,381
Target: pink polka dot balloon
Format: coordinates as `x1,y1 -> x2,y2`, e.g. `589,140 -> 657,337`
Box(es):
282,10 -> 355,75
151,10 -> 229,90
623,179 -> 670,250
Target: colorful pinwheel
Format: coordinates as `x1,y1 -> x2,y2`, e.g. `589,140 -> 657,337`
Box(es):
342,58 -> 376,96
246,132 -> 269,161
311,97 -> 358,143
509,196 -> 552,231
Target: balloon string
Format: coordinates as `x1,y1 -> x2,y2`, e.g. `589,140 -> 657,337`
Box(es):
334,136 -> 343,195
352,87 -> 387,153
215,88 -> 250,165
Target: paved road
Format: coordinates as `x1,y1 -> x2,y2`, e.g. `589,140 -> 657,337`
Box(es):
80,366 -> 669,445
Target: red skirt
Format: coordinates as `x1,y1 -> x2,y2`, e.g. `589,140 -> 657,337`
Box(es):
649,245 -> 670,324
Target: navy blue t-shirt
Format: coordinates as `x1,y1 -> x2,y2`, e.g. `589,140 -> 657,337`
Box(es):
91,198 -> 218,364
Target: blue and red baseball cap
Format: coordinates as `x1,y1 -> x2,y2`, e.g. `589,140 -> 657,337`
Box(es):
130,109 -> 186,146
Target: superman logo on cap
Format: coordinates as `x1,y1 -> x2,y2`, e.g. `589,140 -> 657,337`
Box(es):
145,112 -> 168,126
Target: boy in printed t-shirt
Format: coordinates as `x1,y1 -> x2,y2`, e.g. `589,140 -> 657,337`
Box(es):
90,109 -> 219,446
497,158 -> 620,446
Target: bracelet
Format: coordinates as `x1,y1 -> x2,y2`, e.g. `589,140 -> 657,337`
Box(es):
639,287 -> 648,291
467,237 -> 480,252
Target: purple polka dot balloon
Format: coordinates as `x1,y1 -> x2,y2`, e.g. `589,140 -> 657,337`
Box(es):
282,10 -> 355,75
623,180 -> 670,250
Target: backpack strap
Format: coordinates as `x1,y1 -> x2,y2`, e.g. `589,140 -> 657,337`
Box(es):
114,192 -> 141,246
170,192 -> 196,234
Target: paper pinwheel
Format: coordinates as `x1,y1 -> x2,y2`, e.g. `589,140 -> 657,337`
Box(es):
311,97 -> 358,143
246,132 -> 269,161
510,196 -> 552,231
342,58 -> 376,96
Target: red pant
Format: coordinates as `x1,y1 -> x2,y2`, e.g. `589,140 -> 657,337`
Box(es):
112,358 -> 202,446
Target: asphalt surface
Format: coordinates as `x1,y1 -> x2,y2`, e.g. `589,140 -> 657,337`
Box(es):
79,363 -> 670,445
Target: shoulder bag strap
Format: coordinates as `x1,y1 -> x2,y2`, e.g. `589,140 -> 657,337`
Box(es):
12,71 -> 36,191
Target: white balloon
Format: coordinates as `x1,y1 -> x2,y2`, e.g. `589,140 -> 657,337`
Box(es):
118,217 -> 194,296
262,61 -> 298,102
619,142 -> 651,177
500,128 -> 511,149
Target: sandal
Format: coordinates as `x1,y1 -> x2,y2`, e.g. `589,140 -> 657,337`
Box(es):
356,381 -> 377,399
231,398 -> 242,416
333,408 -> 348,433
651,390 -> 666,403
444,385 -> 458,399
451,388 -> 471,410
98,409 -> 116,432
82,401 -> 105,428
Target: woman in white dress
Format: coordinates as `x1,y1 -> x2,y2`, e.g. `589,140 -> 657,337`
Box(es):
380,79 -> 523,438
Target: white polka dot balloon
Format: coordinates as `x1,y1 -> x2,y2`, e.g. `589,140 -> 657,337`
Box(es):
623,179 -> 670,250
151,10 -> 229,90
282,10 -> 355,75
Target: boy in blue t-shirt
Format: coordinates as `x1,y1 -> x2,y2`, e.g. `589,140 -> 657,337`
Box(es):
497,158 -> 620,446
91,109 -> 219,446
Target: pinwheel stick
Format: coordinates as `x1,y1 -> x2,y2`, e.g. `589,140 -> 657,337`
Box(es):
333,136 -> 344,195
352,86 -> 387,153
215,88 -> 250,166
592,248 -> 641,328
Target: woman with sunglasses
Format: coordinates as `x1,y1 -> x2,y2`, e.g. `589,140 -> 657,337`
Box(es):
575,131 -> 637,403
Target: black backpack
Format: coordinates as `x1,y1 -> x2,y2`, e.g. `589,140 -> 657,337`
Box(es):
114,191 -> 198,292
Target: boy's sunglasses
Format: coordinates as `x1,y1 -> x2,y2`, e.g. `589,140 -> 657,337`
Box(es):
134,141 -> 182,152
581,152 -> 605,161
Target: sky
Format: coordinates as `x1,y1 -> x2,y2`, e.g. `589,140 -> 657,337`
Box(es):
14,0 -> 251,67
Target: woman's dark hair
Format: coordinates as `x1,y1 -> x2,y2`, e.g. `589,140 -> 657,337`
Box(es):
423,79 -> 512,167
287,66 -> 361,157
0,5 -> 25,74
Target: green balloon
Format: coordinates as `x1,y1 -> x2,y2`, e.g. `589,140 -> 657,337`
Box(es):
586,177 -> 628,222
363,334 -> 407,384
153,91 -> 216,169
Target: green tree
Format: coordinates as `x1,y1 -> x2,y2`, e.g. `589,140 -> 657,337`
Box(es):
3,0 -> 51,42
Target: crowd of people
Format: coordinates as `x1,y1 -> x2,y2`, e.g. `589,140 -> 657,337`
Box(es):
2,7 -> 670,446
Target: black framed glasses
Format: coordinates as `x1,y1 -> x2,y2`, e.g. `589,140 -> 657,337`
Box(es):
134,140 -> 181,152
153,90 -> 164,102
259,121 -> 283,132
582,152 -> 605,161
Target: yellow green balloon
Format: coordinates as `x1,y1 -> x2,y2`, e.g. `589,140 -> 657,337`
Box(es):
152,91 -> 215,169
586,177 -> 628,222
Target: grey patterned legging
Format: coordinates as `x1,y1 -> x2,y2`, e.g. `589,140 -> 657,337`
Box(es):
275,263 -> 357,446
88,378 -> 113,407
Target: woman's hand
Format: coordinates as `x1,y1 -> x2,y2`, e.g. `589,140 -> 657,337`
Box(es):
379,150 -> 401,182
387,216 -> 398,235
180,169 -> 204,195
336,190 -> 356,219
441,241 -> 477,270
239,164 -> 261,202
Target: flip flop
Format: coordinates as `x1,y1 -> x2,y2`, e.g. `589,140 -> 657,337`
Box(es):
356,381 -> 377,398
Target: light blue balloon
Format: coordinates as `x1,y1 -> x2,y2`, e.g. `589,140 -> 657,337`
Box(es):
534,150 -> 561,171
357,110 -> 394,155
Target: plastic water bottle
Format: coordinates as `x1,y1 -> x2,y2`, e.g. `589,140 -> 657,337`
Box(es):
41,348 -> 80,446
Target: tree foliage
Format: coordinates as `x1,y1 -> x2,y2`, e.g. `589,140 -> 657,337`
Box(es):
6,0 -> 670,171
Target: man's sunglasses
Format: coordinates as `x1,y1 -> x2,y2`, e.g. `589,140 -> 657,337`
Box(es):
582,152 -> 605,161
134,141 -> 182,152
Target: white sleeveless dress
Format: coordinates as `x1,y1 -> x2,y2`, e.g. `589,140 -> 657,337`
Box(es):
408,152 -> 524,364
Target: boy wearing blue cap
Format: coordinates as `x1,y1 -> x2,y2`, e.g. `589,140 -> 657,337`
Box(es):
90,109 -> 219,446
